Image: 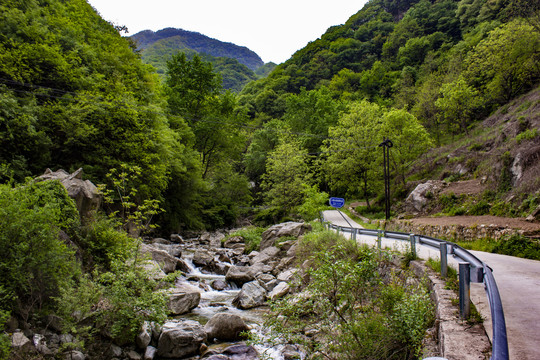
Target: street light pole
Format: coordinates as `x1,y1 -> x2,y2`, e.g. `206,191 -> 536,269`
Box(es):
379,138 -> 393,220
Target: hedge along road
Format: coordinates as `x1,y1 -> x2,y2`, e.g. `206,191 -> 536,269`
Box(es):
322,210 -> 540,360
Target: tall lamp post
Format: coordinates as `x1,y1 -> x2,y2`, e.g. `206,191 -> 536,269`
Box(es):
379,138 -> 393,220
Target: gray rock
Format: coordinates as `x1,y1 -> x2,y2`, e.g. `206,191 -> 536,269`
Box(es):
223,235 -> 245,250
170,234 -> 184,243
151,238 -> 171,245
250,246 -> 280,265
37,168 -> 100,220
11,332 -> 33,352
144,346 -> 157,360
33,334 -> 53,355
136,321 -> 152,349
157,320 -> 206,358
64,350 -> 85,360
126,350 -> 142,360
226,266 -> 255,285
193,249 -> 214,267
140,244 -> 178,274
140,260 -> 167,280
211,279 -> 229,291
405,180 -> 446,212
277,269 -> 298,282
260,222 -> 311,250
204,313 -> 249,342
146,243 -> 182,257
220,344 -> 258,360
167,289 -> 201,315
268,282 -> 290,300
232,281 -> 267,309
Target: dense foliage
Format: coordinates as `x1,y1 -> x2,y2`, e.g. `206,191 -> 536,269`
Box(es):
265,226 -> 434,359
130,28 -> 274,92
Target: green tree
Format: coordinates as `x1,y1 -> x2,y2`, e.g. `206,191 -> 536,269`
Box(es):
283,87 -> 345,153
465,19 -> 540,104
261,137 -> 311,215
435,76 -> 482,135
322,101 -> 383,207
381,108 -> 433,186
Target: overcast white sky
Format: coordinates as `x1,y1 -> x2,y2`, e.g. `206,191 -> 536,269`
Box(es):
86,0 -> 369,64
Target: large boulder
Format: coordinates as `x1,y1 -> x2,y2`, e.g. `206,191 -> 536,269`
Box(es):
146,243 -> 182,258
167,282 -> 201,315
140,244 -> 178,274
250,246 -> 280,265
37,168 -> 100,219
405,180 -> 446,212
268,282 -> 290,300
205,344 -> 258,360
225,266 -> 255,285
232,281 -> 266,309
157,320 -> 206,358
204,313 -> 249,342
167,291 -> 200,315
260,222 -> 311,250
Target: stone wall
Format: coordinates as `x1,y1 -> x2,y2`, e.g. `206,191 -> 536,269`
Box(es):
388,220 -> 523,242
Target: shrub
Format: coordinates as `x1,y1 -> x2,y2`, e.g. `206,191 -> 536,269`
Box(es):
296,184 -> 329,222
491,235 -> 540,260
265,228 -> 434,359
79,216 -> 137,271
469,200 -> 491,215
515,128 -> 538,143
226,226 -> 266,253
57,257 -> 168,347
0,181 -> 80,320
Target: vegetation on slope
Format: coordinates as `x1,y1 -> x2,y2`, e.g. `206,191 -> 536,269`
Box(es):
131,28 -> 275,92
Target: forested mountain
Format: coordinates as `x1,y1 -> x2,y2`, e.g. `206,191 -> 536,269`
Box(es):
237,0 -> 540,219
130,28 -> 275,92
1,0 -> 539,357
131,28 -> 264,70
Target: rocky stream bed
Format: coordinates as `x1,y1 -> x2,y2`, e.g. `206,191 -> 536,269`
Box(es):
9,222 -> 311,360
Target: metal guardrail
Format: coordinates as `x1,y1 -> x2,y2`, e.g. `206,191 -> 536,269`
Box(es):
321,214 -> 509,360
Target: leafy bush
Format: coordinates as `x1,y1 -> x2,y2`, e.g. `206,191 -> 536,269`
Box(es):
79,216 -> 137,271
515,128 -> 538,143
252,206 -> 287,226
491,235 -> 540,260
0,181 -> 80,320
265,228 -> 434,359
296,184 -> 329,222
57,257 -> 168,347
469,200 -> 491,215
355,204 -> 385,219
226,226 -> 266,253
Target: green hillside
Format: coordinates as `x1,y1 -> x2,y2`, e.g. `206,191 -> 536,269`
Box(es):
237,0 -> 540,219
131,28 -> 276,92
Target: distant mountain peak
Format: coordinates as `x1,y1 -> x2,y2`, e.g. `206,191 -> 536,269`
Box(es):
130,28 -> 264,71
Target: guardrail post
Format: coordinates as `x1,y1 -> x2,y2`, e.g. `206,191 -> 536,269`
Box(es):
459,262 -> 471,319
377,230 -> 382,249
352,228 -> 357,242
440,243 -> 448,278
336,226 -> 340,235
409,233 -> 417,259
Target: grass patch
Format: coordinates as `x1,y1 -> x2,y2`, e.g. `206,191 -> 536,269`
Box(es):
225,226 -> 266,253
457,234 -> 540,261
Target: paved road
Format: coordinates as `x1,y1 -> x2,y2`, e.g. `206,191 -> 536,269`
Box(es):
322,210 -> 540,360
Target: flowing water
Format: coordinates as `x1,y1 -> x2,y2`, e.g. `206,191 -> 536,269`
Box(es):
176,249 -> 294,359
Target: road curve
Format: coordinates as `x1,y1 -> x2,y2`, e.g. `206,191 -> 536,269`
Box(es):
322,210 -> 540,360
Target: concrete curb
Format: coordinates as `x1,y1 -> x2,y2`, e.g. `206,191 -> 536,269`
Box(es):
410,261 -> 491,360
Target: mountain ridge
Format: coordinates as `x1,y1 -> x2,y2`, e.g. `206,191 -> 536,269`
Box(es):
131,27 -> 265,71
